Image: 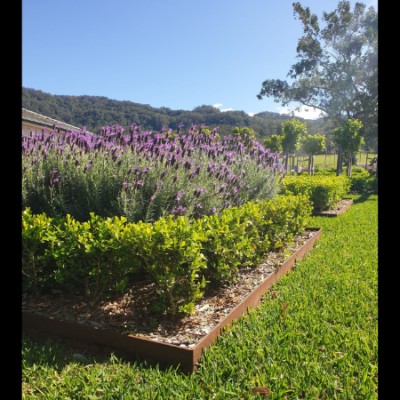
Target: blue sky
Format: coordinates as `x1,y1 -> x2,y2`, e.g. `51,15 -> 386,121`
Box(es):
22,0 -> 377,120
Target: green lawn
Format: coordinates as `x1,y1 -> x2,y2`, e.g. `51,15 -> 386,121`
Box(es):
279,153 -> 377,168
22,194 -> 378,399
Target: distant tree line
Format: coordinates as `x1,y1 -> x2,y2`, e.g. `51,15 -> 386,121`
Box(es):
22,87 -> 333,142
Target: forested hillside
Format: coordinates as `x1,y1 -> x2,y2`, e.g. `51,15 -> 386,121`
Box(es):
22,87 -> 333,142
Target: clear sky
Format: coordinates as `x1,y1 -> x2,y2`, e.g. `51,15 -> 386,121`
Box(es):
22,0 -> 377,120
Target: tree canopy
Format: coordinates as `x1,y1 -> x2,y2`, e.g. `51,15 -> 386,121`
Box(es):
257,1 -> 377,140
332,119 -> 364,155
281,118 -> 308,155
263,135 -> 283,154
301,134 -> 326,155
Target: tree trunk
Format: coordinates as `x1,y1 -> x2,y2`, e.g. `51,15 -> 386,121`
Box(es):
347,151 -> 352,176
308,155 -> 312,175
285,153 -> 289,174
311,154 -> 315,176
365,152 -> 369,170
336,147 -> 343,176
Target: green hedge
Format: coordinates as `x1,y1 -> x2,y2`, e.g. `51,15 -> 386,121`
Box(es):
22,194 -> 312,317
280,175 -> 350,212
312,166 -> 377,194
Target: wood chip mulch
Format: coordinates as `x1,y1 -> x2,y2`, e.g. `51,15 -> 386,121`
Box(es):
22,230 -> 317,348
312,198 -> 352,215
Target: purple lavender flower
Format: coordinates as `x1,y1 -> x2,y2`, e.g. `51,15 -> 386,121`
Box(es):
176,191 -> 184,202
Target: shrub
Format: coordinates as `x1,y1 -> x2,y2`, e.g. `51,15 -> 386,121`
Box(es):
313,166 -> 376,194
121,215 -> 208,316
51,213 -> 131,306
281,175 -> 350,212
22,194 -> 312,317
200,207 -> 256,285
22,208 -> 58,295
22,125 -> 283,224
200,194 -> 312,286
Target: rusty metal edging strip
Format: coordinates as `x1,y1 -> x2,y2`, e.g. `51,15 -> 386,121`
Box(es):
191,227 -> 322,369
22,227 -> 322,374
312,198 -> 353,217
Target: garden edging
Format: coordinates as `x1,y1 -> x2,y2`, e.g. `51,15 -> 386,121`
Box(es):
311,198 -> 353,217
22,227 -> 322,374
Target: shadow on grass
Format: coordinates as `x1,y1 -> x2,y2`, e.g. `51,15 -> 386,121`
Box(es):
352,193 -> 378,205
22,334 -> 68,372
22,333 -> 182,375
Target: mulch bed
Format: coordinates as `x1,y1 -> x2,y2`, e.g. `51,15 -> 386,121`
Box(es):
312,198 -> 352,216
22,230 -> 317,349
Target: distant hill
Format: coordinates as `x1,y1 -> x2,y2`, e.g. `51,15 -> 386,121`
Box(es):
22,87 -> 332,140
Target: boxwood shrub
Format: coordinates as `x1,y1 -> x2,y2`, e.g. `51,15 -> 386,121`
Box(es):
313,166 -> 377,194
22,194 -> 312,317
280,175 -> 350,212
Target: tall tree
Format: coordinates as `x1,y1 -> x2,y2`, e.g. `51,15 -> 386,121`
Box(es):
257,1 -> 377,168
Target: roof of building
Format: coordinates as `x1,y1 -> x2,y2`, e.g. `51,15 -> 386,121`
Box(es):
22,108 -> 88,133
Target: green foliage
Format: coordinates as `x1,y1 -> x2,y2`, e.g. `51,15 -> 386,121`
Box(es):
281,175 -> 350,212
22,208 -> 58,295
52,213 -> 131,306
22,195 -> 378,399
314,166 -> 377,194
201,194 -> 312,285
332,119 -> 365,155
121,216 -> 208,316
263,134 -> 283,154
201,207 -> 257,285
257,2 -> 377,141
22,194 -> 311,316
301,134 -> 325,155
281,119 -> 307,154
22,127 -> 282,224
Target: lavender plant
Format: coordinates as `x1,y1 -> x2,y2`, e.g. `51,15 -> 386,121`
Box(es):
22,123 -> 284,223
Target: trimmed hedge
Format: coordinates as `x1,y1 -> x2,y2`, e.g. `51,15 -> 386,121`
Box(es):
312,166 -> 378,194
22,194 -> 312,316
280,175 -> 350,212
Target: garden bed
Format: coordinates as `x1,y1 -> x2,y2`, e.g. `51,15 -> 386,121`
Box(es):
23,227 -> 321,373
311,198 -> 353,217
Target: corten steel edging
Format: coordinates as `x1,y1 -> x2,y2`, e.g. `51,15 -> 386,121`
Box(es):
22,312 -> 195,373
312,198 -> 353,217
22,227 -> 321,374
191,227 -> 322,368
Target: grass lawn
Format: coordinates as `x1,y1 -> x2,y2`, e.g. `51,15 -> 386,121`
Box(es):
22,194 -> 378,399
279,153 -> 377,168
